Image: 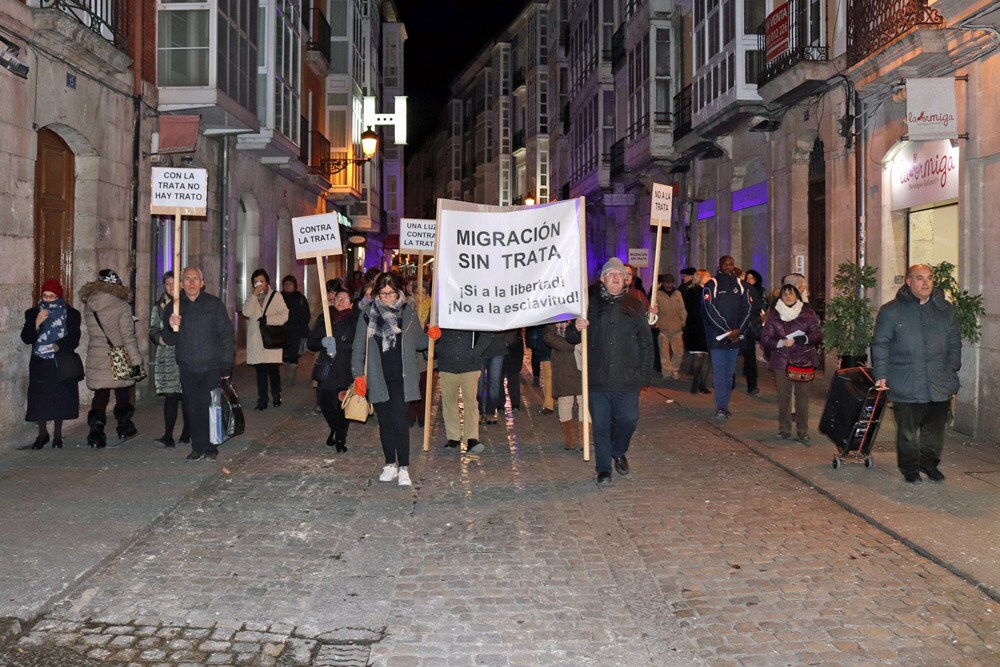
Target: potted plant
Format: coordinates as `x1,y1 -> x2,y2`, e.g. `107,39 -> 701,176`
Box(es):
930,261 -> 985,343
821,261 -> 878,368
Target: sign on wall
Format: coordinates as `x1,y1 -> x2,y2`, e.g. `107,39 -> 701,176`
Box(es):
889,139 -> 959,211
732,182 -> 768,212
764,3 -> 790,64
436,199 -> 584,331
906,78 -> 958,141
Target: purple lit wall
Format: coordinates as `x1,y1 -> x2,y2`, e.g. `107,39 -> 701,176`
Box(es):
696,199 -> 716,220
731,182 -> 768,211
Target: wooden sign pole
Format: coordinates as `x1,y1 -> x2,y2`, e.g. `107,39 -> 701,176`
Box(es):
651,224 -> 664,302
416,251 -> 425,311
315,256 -> 332,338
172,211 -> 182,331
579,199 -> 591,462
422,210 -> 443,452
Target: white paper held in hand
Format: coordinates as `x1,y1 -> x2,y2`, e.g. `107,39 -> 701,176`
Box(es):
785,329 -> 805,339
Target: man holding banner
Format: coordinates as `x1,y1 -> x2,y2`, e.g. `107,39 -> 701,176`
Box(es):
566,257 -> 653,485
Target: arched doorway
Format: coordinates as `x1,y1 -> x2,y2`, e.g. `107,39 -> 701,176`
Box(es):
34,128 -> 75,302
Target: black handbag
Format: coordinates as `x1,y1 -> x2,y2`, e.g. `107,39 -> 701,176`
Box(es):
258,292 -> 287,349
312,350 -> 332,383
54,350 -> 85,382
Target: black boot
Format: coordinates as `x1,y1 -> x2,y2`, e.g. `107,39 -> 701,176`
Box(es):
113,404 -> 138,441
87,409 -> 107,448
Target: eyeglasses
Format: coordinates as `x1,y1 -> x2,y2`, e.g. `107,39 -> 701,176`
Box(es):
379,289 -> 397,297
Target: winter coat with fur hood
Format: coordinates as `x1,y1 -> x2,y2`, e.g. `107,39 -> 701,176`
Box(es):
79,280 -> 141,390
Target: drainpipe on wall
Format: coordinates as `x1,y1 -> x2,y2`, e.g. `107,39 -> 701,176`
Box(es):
854,90 -> 865,269
218,135 -> 230,304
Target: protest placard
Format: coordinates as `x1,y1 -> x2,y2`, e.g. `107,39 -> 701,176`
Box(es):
436,199 -> 584,331
151,167 -> 208,330
292,212 -> 344,337
400,218 -> 436,252
628,248 -> 650,267
650,182 -> 673,228
292,212 -> 343,259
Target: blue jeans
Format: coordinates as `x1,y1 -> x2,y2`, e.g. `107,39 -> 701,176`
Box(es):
709,347 -> 740,411
478,355 -> 505,415
589,390 -> 640,474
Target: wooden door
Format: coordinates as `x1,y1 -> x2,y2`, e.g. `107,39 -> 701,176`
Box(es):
34,128 -> 75,303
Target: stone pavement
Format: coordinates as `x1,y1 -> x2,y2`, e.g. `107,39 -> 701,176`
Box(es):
0,361 -> 999,665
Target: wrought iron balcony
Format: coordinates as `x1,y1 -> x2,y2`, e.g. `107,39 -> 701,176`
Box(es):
610,138 -> 626,178
307,8 -> 331,64
757,0 -> 830,87
672,84 -> 693,141
611,24 -> 625,72
847,0 -> 944,67
39,0 -> 128,52
308,131 -> 332,178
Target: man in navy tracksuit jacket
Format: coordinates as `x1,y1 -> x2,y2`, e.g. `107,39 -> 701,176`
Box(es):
701,255 -> 753,419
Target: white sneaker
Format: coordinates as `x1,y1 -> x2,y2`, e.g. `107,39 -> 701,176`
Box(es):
397,467 -> 411,486
378,464 -> 398,482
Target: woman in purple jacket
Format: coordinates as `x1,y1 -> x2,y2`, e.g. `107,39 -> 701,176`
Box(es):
761,284 -> 822,443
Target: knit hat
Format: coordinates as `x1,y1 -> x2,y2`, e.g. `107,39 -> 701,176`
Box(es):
98,269 -> 122,285
40,278 -> 64,298
680,267 -> 697,276
600,257 -> 626,276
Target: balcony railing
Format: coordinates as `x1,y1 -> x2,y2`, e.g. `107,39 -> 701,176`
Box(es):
611,24 -> 625,71
673,84 -> 692,140
610,138 -> 626,178
846,0 -> 944,67
299,115 -> 309,166
757,0 -> 829,86
512,68 -> 526,90
39,0 -> 128,52
653,111 -> 671,127
307,8 -> 331,64
512,129 -> 525,151
308,131 -> 331,177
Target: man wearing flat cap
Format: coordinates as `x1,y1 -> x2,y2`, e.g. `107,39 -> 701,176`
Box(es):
566,257 -> 653,485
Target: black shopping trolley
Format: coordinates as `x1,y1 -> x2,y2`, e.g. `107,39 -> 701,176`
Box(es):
819,366 -> 888,469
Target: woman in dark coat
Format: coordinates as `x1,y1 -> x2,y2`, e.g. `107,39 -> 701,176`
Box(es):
281,275 -> 312,386
544,320 -> 583,450
761,284 -> 822,443
682,269 -> 712,394
742,269 -> 766,395
307,287 -> 360,452
20,279 -> 82,449
149,271 -> 188,447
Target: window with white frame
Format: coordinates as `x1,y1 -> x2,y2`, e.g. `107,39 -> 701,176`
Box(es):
654,27 -> 671,123
218,1 -> 257,113
273,0 -> 300,141
157,1 -> 210,87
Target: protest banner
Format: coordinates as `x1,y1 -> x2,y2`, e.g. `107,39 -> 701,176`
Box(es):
151,167 -> 208,330
423,198 -> 591,460
435,199 -> 584,330
628,248 -> 650,268
292,212 -> 345,337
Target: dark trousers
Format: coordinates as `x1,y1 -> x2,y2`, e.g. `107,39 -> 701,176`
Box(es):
374,380 -> 410,466
588,390 -> 640,474
893,401 -> 950,475
408,371 -> 428,426
179,368 -> 218,455
773,370 -> 810,437
742,336 -> 759,391
709,347 -> 740,410
92,387 -> 131,412
478,354 -> 505,415
254,363 -> 281,404
530,349 -> 541,380
163,393 -> 189,440
503,344 -> 523,409
319,387 -> 351,445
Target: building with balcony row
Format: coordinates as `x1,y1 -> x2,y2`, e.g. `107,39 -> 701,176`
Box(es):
0,0 -> 405,443
406,0 -> 1000,440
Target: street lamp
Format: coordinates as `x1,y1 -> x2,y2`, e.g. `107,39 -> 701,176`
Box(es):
524,194 -> 536,206
323,127 -> 379,176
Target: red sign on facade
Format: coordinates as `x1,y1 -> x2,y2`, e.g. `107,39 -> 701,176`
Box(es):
765,3 -> 790,64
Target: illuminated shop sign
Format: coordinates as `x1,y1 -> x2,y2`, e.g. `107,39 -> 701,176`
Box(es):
732,182 -> 768,211
696,199 -> 716,220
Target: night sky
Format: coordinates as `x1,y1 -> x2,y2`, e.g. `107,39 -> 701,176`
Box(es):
394,0 -> 531,153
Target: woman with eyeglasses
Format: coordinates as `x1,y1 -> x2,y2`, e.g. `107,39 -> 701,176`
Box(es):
20,279 -> 82,449
352,272 -> 438,486
307,286 -> 360,452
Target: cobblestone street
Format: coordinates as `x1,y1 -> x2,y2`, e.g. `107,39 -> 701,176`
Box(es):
2,375 -> 999,666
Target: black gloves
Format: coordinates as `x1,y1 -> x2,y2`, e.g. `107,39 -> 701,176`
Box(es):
792,335 -> 808,345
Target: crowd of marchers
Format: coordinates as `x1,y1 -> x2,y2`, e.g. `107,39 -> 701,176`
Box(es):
19,257 -> 959,487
